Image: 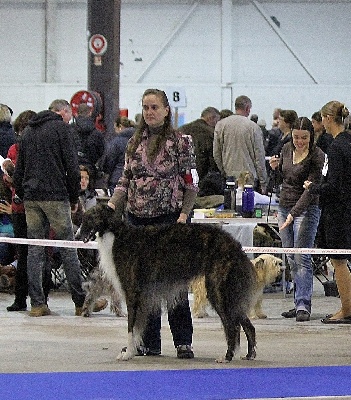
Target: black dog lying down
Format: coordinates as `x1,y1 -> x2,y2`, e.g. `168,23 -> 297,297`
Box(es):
80,204 -> 257,362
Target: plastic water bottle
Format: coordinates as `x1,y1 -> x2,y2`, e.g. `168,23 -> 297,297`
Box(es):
228,181 -> 237,211
223,178 -> 237,211
223,184 -> 232,210
242,184 -> 254,218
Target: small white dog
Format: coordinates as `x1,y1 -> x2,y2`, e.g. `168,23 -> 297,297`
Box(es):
191,254 -> 283,319
249,254 -> 283,319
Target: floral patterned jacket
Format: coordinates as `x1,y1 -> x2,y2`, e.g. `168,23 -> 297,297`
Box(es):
116,129 -> 198,218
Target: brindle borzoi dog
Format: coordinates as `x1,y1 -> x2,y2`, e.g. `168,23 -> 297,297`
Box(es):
80,204 -> 257,362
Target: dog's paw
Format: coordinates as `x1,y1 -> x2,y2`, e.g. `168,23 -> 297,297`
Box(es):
81,309 -> 92,317
249,311 -> 267,319
111,306 -> 127,317
115,311 -> 127,317
215,356 -> 230,363
117,347 -> 134,361
216,349 -> 234,363
240,348 -> 257,360
193,311 -> 209,318
80,303 -> 92,317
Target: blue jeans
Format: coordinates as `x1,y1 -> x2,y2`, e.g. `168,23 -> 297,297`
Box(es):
278,205 -> 320,313
24,201 -> 85,307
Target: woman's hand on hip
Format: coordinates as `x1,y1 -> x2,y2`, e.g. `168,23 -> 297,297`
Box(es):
177,213 -> 187,224
107,201 -> 116,210
303,180 -> 312,190
279,213 -> 293,231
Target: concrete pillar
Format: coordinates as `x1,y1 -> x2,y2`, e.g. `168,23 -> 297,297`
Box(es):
220,0 -> 233,110
45,0 -> 57,83
87,0 -> 121,136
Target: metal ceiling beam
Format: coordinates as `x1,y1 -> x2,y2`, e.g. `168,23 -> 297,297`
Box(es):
221,0 -> 233,108
45,0 -> 57,83
251,0 -> 318,84
136,1 -> 199,83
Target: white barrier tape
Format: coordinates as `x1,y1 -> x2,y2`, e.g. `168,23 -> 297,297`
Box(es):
0,236 -> 348,255
242,246 -> 351,255
0,236 -> 97,249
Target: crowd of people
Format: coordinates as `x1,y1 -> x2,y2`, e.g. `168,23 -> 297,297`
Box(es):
0,90 -> 350,361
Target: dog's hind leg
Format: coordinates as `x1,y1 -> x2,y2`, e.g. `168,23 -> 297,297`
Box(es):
240,316 -> 256,360
206,273 -> 242,362
209,295 -> 241,363
215,315 -> 242,363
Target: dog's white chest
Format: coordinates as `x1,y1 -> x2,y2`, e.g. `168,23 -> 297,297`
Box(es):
97,232 -> 123,294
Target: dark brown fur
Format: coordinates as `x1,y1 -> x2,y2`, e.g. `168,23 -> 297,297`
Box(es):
80,204 -> 257,362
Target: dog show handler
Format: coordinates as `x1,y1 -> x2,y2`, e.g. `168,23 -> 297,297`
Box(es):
108,88 -> 199,359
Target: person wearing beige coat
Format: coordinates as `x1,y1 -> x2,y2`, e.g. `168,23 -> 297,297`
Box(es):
213,95 -> 267,193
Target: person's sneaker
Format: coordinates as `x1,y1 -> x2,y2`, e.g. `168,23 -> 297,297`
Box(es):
296,310 -> 310,322
7,302 -> 27,312
176,345 -> 194,359
281,308 -> 296,318
29,304 -> 51,317
93,298 -> 108,312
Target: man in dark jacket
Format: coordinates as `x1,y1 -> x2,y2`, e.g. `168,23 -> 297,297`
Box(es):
71,103 -> 105,187
180,107 -> 223,196
13,99 -> 89,317
103,125 -> 135,194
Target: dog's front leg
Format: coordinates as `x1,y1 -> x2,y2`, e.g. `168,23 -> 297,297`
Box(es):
117,331 -> 137,361
117,302 -> 138,361
110,290 -> 127,317
253,296 -> 267,319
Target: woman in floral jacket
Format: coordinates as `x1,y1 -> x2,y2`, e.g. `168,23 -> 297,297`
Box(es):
108,88 -> 198,359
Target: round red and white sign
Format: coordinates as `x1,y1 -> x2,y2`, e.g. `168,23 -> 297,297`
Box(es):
89,34 -> 108,55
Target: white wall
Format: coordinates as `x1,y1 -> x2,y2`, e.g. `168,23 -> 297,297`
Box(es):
1,0 -> 350,127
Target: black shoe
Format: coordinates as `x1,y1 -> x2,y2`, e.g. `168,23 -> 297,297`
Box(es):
321,315 -> 351,324
296,310 -> 310,322
281,308 -> 296,318
176,345 -> 194,359
7,302 -> 27,312
133,346 -> 161,356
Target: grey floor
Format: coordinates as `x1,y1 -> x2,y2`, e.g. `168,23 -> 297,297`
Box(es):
0,275 -> 350,375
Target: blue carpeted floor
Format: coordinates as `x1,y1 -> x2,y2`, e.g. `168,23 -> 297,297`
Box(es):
1,366 -> 351,399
